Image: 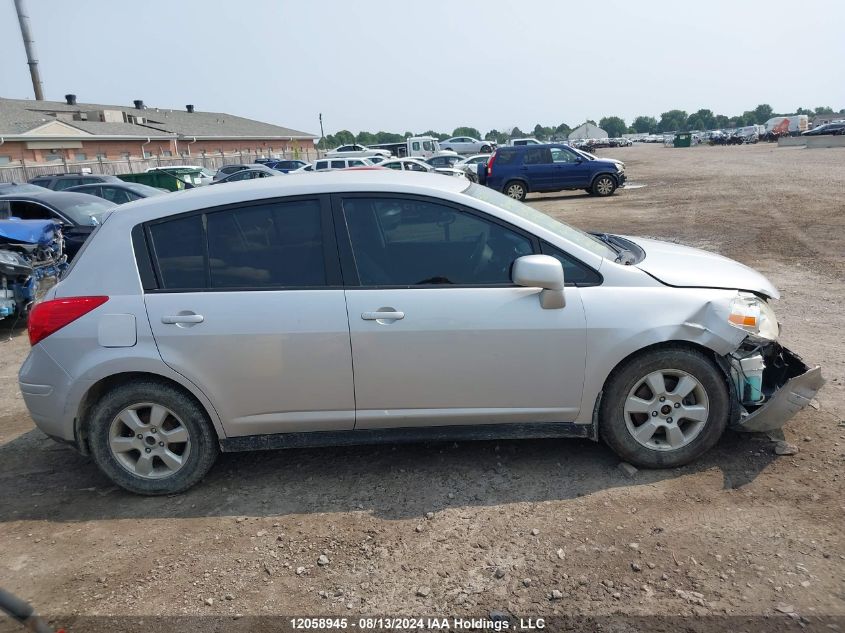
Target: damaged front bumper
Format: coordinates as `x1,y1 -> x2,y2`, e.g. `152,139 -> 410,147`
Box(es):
730,343 -> 824,433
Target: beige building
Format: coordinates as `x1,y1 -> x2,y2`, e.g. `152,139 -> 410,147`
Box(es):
0,95 -> 317,165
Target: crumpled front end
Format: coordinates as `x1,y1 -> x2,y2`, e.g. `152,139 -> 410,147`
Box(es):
727,341 -> 824,433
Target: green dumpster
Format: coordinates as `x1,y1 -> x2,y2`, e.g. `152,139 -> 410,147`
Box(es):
673,133 -> 692,148
117,167 -> 205,192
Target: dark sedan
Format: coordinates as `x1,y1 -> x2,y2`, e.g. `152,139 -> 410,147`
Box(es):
0,182 -> 49,194
27,173 -> 123,191
209,165 -> 282,184
261,159 -> 309,173
0,190 -> 116,259
802,122 -> 845,136
65,182 -> 166,204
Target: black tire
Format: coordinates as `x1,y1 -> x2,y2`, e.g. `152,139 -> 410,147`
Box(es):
87,379 -> 219,495
590,174 -> 617,196
503,180 -> 527,201
480,145 -> 492,153
599,346 -> 729,468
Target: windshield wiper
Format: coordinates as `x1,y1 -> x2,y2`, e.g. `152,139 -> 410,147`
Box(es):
592,232 -> 636,265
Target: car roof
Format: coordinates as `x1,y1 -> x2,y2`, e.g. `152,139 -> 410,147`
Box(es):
98,171 -> 468,225
0,189 -> 112,205
67,182 -> 163,193
44,173 -> 116,179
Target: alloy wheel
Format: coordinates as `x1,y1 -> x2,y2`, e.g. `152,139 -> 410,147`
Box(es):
506,183 -> 525,199
623,369 -> 709,451
108,403 -> 191,479
595,177 -> 614,195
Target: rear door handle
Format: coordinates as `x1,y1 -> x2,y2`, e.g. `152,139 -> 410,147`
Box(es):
162,314 -> 204,324
362,311 -> 404,321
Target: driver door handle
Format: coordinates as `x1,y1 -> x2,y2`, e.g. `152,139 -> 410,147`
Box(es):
362,311 -> 404,321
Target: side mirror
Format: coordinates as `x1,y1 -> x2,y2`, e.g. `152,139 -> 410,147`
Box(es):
512,255 -> 565,309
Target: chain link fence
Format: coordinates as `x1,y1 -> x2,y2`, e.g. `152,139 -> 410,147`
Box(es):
0,149 -> 325,183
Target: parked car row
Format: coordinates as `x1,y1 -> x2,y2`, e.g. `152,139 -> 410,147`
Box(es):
571,138 -> 632,151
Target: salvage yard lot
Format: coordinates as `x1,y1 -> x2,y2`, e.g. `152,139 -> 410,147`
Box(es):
0,144 -> 843,622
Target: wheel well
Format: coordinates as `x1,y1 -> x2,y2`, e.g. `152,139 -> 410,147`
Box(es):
591,171 -> 618,186
503,178 -> 529,192
593,340 -> 738,427
74,372 -> 213,455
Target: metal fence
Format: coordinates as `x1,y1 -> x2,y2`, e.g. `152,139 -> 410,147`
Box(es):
0,148 -> 325,183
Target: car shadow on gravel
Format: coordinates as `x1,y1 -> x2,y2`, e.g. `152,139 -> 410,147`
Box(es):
0,426 -> 777,524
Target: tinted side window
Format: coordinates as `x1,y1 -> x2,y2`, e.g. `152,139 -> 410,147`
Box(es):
102,187 -> 131,204
343,198 -> 532,286
207,200 -> 325,288
9,201 -> 53,220
495,150 -> 519,165
524,148 -> 552,165
331,160 -> 346,169
540,242 -> 602,286
54,178 -> 82,190
149,215 -> 205,289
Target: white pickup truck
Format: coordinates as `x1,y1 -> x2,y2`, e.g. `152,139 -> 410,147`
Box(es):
368,136 -> 457,159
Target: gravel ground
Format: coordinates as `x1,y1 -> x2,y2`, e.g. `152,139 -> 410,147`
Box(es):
0,143 -> 843,630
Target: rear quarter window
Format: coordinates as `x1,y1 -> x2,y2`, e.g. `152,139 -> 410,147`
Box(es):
495,150 -> 519,166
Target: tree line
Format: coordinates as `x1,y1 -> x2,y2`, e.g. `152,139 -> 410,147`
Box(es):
318,104 -> 844,148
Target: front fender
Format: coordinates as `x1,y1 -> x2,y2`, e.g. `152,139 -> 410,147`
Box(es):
576,286 -> 745,424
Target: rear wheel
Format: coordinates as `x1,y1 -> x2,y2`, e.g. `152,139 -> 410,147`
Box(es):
88,380 -> 218,495
504,180 -> 527,201
590,174 -> 617,196
599,347 -> 729,468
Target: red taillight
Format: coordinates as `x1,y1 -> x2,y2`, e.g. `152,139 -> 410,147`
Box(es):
28,296 -> 109,346
486,151 -> 498,175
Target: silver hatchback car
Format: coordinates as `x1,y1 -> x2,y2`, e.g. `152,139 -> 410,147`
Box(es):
19,171 -> 823,495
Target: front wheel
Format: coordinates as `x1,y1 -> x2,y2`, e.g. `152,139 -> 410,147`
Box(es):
599,347 -> 729,468
87,380 -> 219,495
504,180 -> 527,201
590,174 -> 617,196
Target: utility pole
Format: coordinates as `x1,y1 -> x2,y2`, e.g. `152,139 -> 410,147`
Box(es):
14,0 -> 44,100
319,113 -> 325,149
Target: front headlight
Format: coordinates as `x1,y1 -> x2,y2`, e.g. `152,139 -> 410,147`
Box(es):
728,292 -> 779,340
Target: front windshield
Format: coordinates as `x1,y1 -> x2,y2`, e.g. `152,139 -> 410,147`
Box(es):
464,183 -> 616,259
60,198 -> 116,225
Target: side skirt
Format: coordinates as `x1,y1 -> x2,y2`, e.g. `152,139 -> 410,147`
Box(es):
219,422 -> 594,453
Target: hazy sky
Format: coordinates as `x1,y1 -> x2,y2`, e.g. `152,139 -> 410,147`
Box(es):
2,0 -> 843,136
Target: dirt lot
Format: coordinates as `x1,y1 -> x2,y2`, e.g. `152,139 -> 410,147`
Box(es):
0,143 -> 843,630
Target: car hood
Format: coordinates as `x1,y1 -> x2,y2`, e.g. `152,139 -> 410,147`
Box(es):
592,158 -> 623,169
625,236 -> 780,299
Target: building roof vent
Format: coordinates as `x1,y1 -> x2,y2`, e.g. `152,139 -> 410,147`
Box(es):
133,99 -> 145,110
65,94 -> 77,105
186,104 -> 195,113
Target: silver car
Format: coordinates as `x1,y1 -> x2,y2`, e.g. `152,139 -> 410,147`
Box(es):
19,172 -> 822,495
439,137 -> 496,155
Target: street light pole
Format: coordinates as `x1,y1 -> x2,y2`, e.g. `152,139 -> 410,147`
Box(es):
14,0 -> 44,100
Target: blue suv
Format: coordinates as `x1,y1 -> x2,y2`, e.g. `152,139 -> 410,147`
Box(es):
480,144 -> 625,200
